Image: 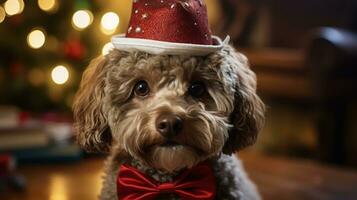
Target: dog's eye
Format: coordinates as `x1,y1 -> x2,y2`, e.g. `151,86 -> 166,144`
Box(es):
188,81 -> 206,98
134,80 -> 150,97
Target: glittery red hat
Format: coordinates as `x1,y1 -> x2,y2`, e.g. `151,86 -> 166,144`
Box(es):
112,0 -> 229,56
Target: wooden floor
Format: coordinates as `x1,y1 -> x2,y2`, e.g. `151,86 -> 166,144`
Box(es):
239,152 -> 357,200
3,151 -> 357,200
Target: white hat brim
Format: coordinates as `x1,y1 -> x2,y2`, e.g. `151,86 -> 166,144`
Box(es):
111,35 -> 230,56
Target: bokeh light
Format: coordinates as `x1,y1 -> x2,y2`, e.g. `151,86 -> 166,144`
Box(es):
38,0 -> 58,12
51,65 -> 69,85
4,0 -> 24,16
72,10 -> 93,30
100,12 -> 119,35
27,29 -> 46,49
102,42 -> 114,55
0,6 -> 5,23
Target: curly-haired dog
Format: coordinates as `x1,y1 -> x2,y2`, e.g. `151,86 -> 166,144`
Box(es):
73,44 -> 265,199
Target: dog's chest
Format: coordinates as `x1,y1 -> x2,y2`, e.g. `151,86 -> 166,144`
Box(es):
130,160 -> 179,183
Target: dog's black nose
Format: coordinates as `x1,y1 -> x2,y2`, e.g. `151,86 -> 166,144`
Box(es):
156,114 -> 183,137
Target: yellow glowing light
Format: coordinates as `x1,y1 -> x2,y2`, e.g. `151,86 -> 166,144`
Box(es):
50,175 -> 68,200
38,0 -> 57,12
72,10 -> 93,30
0,7 -> 5,23
102,42 -> 114,55
27,29 -> 46,49
51,65 -> 69,85
100,27 -> 116,35
4,0 -> 24,16
101,12 -> 119,35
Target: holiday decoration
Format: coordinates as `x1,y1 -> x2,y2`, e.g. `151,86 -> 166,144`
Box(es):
4,0 -> 24,16
38,0 -> 58,13
63,38 -> 86,60
112,0 -> 229,55
51,65 -> 69,85
72,10 -> 93,30
100,12 -> 120,35
0,6 -> 6,23
27,29 -> 46,49
0,1 -> 113,112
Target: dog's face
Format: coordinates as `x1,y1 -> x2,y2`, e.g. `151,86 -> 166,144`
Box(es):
73,45 -> 265,172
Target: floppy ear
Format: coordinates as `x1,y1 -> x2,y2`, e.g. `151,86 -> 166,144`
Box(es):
222,46 -> 265,154
73,56 -> 112,152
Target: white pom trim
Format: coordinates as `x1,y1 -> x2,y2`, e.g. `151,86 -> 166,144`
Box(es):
111,35 -> 230,56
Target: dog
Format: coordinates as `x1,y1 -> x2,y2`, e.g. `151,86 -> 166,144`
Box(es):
73,42 -> 265,199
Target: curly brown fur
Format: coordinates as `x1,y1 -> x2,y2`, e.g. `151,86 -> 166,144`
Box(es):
73,44 -> 265,199
73,56 -> 112,152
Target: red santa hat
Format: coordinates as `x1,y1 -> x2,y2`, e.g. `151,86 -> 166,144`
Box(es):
111,0 -> 229,56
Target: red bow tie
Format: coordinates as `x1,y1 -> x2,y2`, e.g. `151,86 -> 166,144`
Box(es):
117,162 -> 216,200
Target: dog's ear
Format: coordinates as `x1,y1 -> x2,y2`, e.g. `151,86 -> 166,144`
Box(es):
73,56 -> 112,152
222,46 -> 265,154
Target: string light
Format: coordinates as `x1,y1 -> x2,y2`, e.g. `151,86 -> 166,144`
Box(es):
38,0 -> 57,12
101,12 -> 119,35
27,29 -> 46,49
72,10 -> 93,30
0,7 -> 5,23
4,0 -> 24,16
51,65 -> 69,85
102,42 -> 114,55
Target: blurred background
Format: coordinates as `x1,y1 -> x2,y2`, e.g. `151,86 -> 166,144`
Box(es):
1,0 -> 357,199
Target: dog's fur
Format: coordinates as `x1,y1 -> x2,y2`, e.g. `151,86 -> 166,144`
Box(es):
73,44 -> 265,199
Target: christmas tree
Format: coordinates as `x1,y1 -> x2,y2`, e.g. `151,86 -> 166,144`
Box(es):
0,0 -> 130,112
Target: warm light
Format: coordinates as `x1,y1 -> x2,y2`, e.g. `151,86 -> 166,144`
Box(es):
101,12 -> 119,35
4,0 -> 24,16
0,7 -> 5,23
102,42 -> 114,55
51,65 -> 69,85
72,10 -> 93,30
38,0 -> 57,12
50,175 -> 68,200
27,29 -> 46,49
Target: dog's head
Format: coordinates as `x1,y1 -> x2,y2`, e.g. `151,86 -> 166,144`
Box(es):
73,45 -> 265,172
